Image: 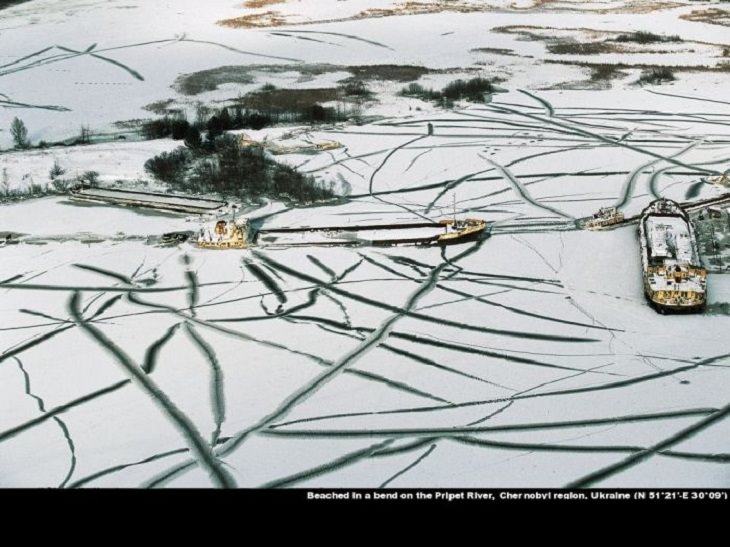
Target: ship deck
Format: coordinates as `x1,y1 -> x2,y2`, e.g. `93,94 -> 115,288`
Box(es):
645,215 -> 697,264
645,268 -> 705,293
644,215 -> 704,294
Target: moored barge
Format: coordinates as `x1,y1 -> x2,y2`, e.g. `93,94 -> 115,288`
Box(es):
639,198 -> 706,313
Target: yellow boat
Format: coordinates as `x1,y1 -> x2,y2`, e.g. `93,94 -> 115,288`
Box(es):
435,218 -> 487,244
195,219 -> 248,249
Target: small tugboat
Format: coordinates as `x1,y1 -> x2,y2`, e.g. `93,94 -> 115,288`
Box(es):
583,206 -> 624,230
639,198 -> 707,313
430,218 -> 487,245
196,219 -> 249,249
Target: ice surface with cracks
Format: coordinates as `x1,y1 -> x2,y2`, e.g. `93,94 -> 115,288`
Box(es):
1,0 -> 729,488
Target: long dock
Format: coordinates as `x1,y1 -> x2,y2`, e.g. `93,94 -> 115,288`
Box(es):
69,188 -> 227,214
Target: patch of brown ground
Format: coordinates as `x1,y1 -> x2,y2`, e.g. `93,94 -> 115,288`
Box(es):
530,0 -> 684,14
680,8 -> 730,27
470,47 -> 519,57
243,0 -> 285,8
354,1 -> 484,19
546,59 -> 730,75
218,1 -> 491,28
174,64 -> 444,96
346,64 -> 432,82
143,99 -> 177,115
218,1 -> 686,29
173,66 -> 257,95
218,10 -> 286,28
493,25 -> 721,57
237,87 -> 341,111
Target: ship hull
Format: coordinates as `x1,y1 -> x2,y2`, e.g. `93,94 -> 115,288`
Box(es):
644,288 -> 706,314
196,240 -> 246,250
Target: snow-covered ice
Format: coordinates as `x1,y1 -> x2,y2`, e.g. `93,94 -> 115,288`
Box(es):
1,0 -> 729,488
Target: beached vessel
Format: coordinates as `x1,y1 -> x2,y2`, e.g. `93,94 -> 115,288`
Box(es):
254,218 -> 488,248
639,198 -> 706,313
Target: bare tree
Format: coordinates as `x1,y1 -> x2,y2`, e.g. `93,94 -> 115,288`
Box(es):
10,117 -> 30,149
194,102 -> 211,128
79,125 -> 91,144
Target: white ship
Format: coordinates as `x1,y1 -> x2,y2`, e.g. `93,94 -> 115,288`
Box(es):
639,198 -> 706,313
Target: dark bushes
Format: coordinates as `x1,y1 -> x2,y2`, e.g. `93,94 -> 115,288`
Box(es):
400,77 -> 494,105
144,134 -> 335,204
235,85 -> 353,125
547,42 -> 614,55
637,67 -> 676,85
141,104 -> 328,143
339,80 -> 373,98
141,116 -> 191,140
400,82 -> 441,101
441,77 -> 494,101
143,148 -> 192,183
614,31 -> 682,44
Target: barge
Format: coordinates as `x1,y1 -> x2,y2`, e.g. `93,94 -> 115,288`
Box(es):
253,218 -> 488,248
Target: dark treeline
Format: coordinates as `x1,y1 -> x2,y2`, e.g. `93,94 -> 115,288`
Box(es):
142,98 -> 357,143
141,107 -> 272,142
142,82 -> 372,141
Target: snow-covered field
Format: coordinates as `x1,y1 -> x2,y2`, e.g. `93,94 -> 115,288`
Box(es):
1,0 -> 729,488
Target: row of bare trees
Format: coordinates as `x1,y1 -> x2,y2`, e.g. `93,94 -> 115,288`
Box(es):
5,117 -> 92,150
